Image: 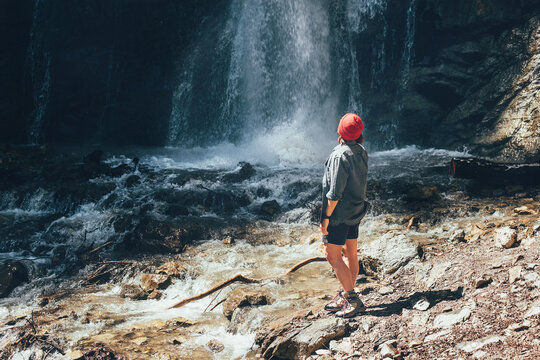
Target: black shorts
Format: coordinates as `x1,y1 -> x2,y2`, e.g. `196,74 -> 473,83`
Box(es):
323,223 -> 359,246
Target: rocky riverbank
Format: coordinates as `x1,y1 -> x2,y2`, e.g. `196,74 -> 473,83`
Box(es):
0,145 -> 539,359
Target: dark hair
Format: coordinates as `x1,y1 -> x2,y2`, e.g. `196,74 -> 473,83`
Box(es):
338,134 -> 364,145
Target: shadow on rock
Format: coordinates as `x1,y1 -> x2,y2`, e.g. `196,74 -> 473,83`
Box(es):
364,287 -> 464,317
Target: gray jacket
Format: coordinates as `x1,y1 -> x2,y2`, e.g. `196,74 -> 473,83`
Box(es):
322,141 -> 369,226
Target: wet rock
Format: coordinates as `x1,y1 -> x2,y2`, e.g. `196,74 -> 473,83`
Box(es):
514,205 -> 537,215
261,317 -> 348,359
433,307 -> 471,328
405,186 -> 440,202
202,190 -> 251,213
261,200 -> 281,216
256,186 -> 272,198
450,229 -> 466,242
0,260 -> 29,297
120,284 -> 148,300
508,266 -> 523,283
156,262 -> 185,278
358,233 -> 418,275
83,344 -> 126,359
124,174 -> 140,187
166,317 -> 195,328
164,204 -> 189,217
222,162 -> 256,183
140,273 -> 171,291
207,339 -> 225,352
83,150 -> 103,165
127,216 -> 196,253
148,290 -> 162,300
65,350 -> 84,360
494,227 -> 517,248
223,288 -> 270,320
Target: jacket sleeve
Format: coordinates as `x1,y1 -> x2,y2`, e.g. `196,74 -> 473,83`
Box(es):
325,154 -> 350,201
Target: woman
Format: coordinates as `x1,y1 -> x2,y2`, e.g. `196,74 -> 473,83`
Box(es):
320,113 -> 369,318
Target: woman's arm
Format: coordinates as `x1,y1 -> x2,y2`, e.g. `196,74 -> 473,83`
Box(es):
320,199 -> 338,235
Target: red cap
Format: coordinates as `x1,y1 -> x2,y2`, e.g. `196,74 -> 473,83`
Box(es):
338,113 -> 363,141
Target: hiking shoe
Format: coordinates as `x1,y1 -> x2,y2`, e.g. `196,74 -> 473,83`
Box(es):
336,296 -> 366,318
324,290 -> 345,313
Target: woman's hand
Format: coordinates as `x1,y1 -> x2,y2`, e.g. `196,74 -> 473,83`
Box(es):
320,218 -> 329,235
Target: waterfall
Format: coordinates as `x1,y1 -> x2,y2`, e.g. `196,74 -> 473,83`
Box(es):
167,0 -> 419,154
168,0 -> 375,150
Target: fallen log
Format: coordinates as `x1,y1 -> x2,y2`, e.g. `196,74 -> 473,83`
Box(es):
450,157 -> 540,184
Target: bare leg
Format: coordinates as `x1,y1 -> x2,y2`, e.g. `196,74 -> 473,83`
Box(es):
325,243 -> 354,292
343,238 -> 359,285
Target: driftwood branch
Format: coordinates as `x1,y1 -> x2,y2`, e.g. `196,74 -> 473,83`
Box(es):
88,241 -> 114,255
170,274 -> 260,309
285,256 -> 326,274
169,256 -> 328,309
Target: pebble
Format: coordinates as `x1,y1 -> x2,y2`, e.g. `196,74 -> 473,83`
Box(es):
494,227 -> 517,249
329,337 -> 352,353
207,339 -> 225,352
413,297 -> 430,311
362,319 -> 374,333
473,275 -> 492,288
65,350 -> 84,360
379,342 -> 397,359
315,349 -> 332,355
378,286 -> 394,295
508,266 -> 522,283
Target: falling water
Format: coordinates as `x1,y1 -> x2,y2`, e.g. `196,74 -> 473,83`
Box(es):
168,0 -> 396,153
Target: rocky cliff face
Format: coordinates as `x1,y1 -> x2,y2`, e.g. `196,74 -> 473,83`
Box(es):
393,0 -> 539,161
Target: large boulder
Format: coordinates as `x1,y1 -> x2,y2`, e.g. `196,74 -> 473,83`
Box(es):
258,316 -> 348,359
358,232 -> 419,275
223,288 -> 270,320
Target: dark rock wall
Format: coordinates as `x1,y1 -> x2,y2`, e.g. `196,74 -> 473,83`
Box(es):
1,0 -> 538,160
1,0 -> 229,145
398,0 -> 540,160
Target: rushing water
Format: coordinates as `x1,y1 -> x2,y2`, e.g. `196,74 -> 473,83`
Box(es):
0,143 -> 477,359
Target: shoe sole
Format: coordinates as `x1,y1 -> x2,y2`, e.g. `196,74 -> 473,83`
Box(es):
336,306 -> 366,318
324,306 -> 341,313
